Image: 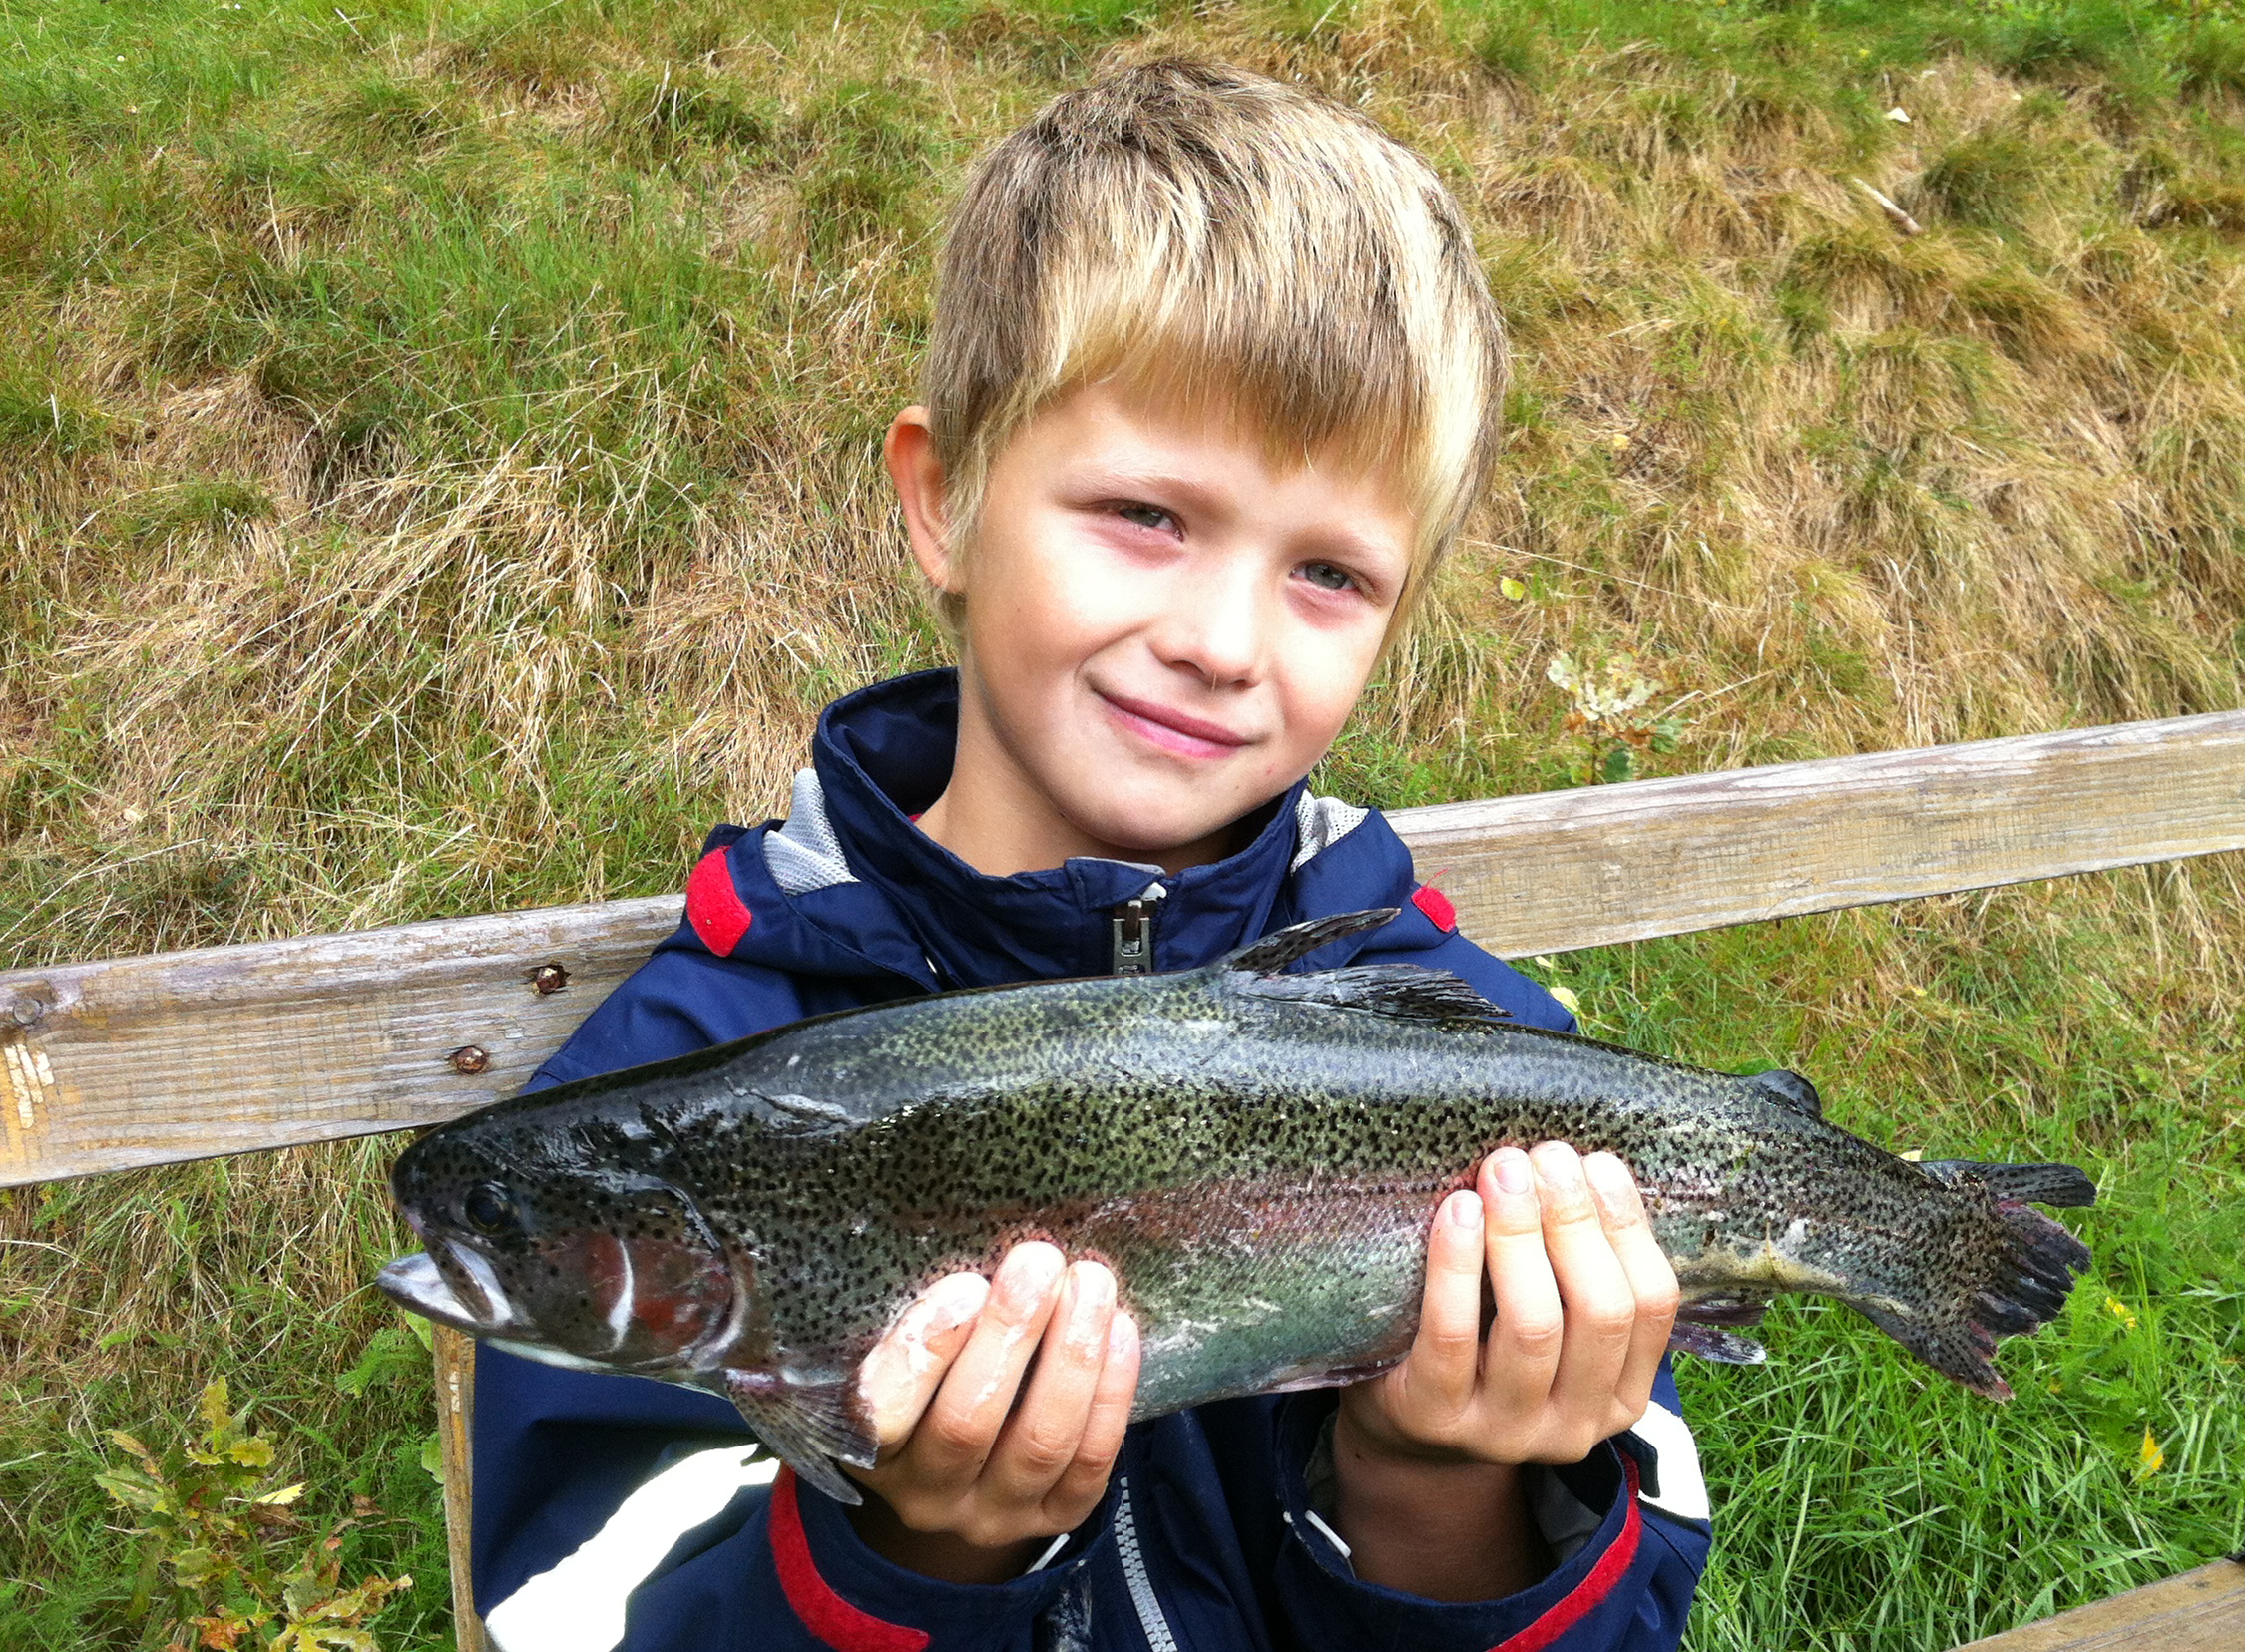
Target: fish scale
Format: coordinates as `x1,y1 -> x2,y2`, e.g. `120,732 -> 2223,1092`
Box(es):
379,908 -> 2096,1505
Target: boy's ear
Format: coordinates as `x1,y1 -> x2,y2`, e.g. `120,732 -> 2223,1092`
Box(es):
885,405 -> 962,596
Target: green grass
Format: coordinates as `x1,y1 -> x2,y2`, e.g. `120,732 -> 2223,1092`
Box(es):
1534,894 -> 2244,1647
2,0 -> 2243,1646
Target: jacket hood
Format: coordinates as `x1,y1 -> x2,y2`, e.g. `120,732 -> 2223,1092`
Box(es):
665,668 -> 1455,992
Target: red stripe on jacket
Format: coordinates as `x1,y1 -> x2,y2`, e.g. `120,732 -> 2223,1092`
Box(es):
769,1467 -> 930,1652
1410,884 -> 1458,933
1490,1455 -> 1643,1652
685,848 -> 753,956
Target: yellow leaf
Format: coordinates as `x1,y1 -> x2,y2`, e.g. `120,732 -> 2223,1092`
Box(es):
170,1545 -> 220,1586
2104,1295 -> 2138,1331
1499,576 -> 1527,602
2136,1426 -> 2164,1478
1548,984 -> 1583,1017
252,1481 -> 306,1506
228,1437 -> 275,1469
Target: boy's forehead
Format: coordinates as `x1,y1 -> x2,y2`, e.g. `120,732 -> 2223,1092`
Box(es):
1034,376 -> 1405,495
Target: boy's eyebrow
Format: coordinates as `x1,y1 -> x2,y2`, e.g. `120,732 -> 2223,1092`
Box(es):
1073,465 -> 1229,512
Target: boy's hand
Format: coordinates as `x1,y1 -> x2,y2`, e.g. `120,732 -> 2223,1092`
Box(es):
1329,1144 -> 1679,1600
842,1242 -> 1140,1584
1342,1143 -> 1679,1466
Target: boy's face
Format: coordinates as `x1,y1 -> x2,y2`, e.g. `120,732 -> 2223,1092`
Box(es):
889,379 -> 1415,872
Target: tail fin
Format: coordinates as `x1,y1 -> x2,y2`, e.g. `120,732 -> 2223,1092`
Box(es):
1852,1166 -> 2094,1399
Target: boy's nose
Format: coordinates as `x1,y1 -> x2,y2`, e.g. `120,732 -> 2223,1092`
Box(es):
1149,563 -> 1267,688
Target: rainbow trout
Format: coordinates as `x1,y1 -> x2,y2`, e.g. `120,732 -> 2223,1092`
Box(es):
378,909 -> 2095,1504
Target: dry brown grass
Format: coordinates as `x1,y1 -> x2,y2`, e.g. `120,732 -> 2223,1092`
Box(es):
7,10 -> 2241,949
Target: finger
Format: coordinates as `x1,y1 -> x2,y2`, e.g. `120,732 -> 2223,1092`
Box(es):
988,1261 -> 1117,1501
858,1272 -> 993,1449
1584,1152 -> 1680,1424
1535,1144 -> 1637,1438
1395,1188 -> 1486,1423
908,1241 -> 1067,1485
1045,1309 -> 1139,1518
1480,1147 -> 1564,1416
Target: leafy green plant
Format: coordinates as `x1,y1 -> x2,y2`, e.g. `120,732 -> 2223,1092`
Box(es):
1546,650 -> 1689,784
95,1379 -> 411,1652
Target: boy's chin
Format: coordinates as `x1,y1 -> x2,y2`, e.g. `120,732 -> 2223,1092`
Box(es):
1063,776 -> 1281,866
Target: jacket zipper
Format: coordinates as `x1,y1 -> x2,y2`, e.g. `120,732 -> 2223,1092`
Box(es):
1110,884 -> 1165,975
1113,1473 -> 1181,1652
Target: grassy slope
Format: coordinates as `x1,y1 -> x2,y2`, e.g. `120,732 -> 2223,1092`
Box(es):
2,0 -> 2241,1644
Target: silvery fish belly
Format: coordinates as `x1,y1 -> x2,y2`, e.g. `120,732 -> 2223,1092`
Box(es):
377,908 -> 2097,1505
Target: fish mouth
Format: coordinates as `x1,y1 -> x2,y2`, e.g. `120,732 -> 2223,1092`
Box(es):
376,1244 -> 526,1339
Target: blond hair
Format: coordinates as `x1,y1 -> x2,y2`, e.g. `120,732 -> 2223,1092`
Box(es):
919,56 -> 1507,644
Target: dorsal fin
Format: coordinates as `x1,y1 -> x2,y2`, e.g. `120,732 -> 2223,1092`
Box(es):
1236,963 -> 1510,1031
1225,909 -> 1400,976
1750,1068 -> 1822,1117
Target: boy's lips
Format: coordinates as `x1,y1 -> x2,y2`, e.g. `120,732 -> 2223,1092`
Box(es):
1097,690 -> 1253,759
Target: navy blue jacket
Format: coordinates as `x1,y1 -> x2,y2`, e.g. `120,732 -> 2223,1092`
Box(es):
471,668 -> 1711,1652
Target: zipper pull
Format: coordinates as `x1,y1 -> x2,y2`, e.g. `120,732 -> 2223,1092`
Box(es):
1110,883 -> 1166,975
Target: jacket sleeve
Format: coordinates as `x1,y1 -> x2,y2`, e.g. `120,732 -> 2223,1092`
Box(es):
472,945 -> 1116,1652
1263,1364 -> 1709,1652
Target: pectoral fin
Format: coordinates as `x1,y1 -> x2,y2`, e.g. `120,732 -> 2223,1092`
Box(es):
721,1370 -> 879,1507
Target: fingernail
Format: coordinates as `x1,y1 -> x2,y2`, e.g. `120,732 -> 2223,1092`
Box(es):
1532,1143 -> 1582,1190
1066,1261 -> 1114,1341
919,1271 -> 991,1333
1493,1148 -> 1533,1196
1109,1311 -> 1138,1360
1443,1189 -> 1482,1228
996,1242 -> 1065,1308
1584,1152 -> 1633,1201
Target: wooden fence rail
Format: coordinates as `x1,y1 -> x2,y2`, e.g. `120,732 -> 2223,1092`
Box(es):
4,708 -> 2243,1189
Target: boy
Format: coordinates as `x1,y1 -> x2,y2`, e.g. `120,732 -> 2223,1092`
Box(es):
470,57 -> 1709,1651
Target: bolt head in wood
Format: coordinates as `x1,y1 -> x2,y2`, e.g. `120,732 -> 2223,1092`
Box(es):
5,987 -> 52,1028
447,1044 -> 491,1075
532,964 -> 570,995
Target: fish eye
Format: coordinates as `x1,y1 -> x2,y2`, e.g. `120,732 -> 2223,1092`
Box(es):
462,1181 -> 520,1238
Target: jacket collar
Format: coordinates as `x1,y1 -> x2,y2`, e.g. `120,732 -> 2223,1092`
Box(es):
693,668 -> 1426,991
809,668 -> 1310,986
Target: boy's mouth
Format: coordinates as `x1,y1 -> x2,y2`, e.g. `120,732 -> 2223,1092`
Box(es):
1097,689 -> 1253,759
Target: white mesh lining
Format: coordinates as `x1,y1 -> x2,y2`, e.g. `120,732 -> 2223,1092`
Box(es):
761,768 -> 858,895
1290,792 -> 1371,872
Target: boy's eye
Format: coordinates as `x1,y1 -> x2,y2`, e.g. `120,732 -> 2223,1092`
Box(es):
1299,561 -> 1357,593
1115,502 -> 1174,532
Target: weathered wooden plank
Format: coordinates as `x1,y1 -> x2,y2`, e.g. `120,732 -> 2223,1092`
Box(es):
1402,708 -> 2245,956
2,709 -> 2240,1188
1951,1558 -> 2245,1650
0,897 -> 681,1185
431,1326 -> 487,1652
